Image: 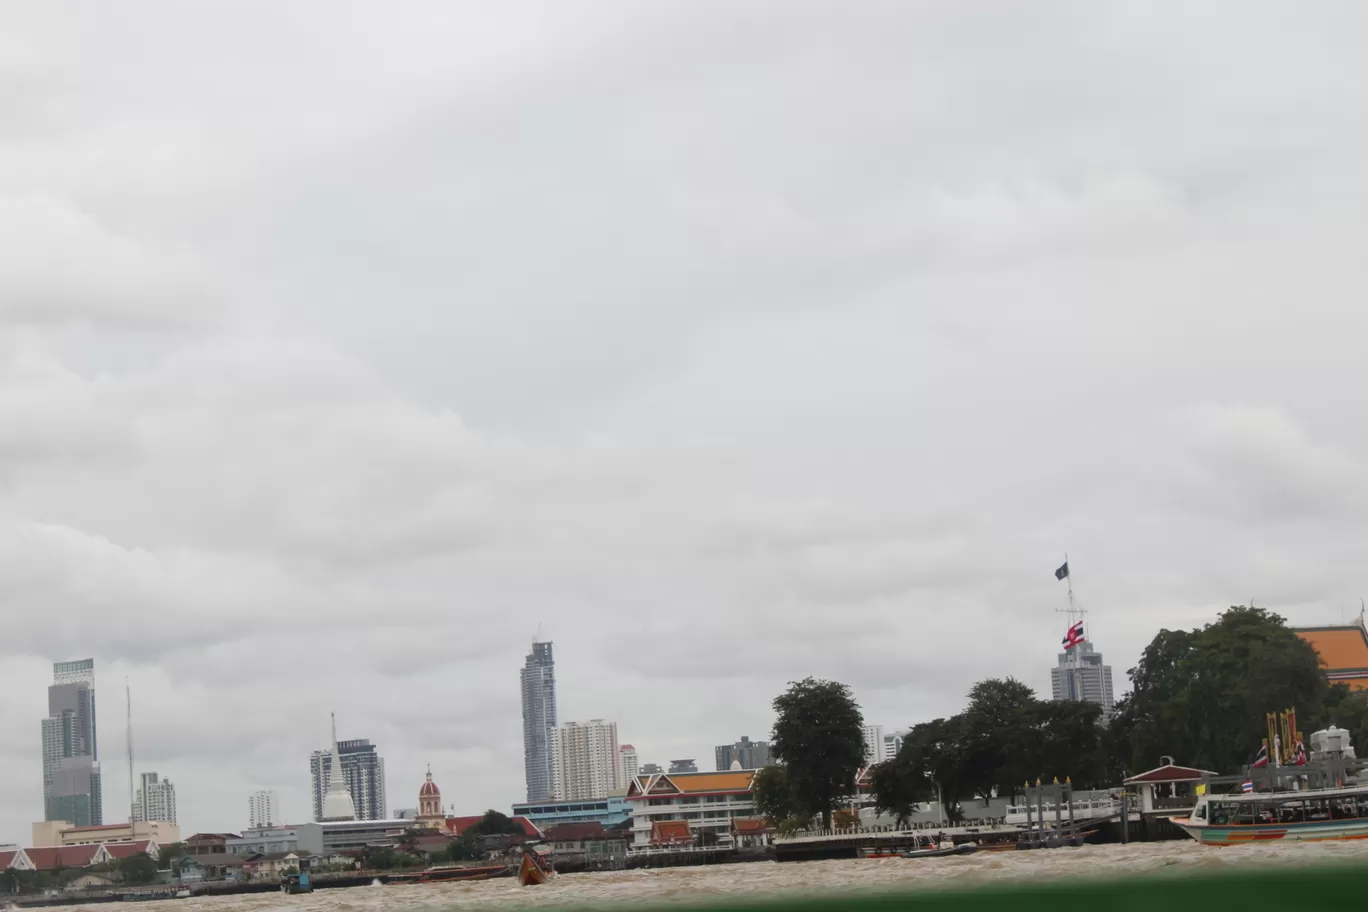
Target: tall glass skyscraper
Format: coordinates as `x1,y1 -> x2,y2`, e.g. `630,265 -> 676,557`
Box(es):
42,659 -> 102,826
520,641 -> 558,802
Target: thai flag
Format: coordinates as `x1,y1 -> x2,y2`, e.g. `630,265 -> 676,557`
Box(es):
1241,781 -> 1254,793
1252,743 -> 1269,769
1062,621 -> 1085,650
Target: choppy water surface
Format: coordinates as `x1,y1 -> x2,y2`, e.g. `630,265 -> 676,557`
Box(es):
109,841 -> 1368,912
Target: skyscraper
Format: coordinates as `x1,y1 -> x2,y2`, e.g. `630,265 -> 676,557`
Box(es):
668,759 -> 698,774
248,790 -> 279,828
1051,640 -> 1115,722
861,725 -> 886,765
309,720 -> 385,821
619,744 -> 639,787
520,640 -> 558,802
551,719 -> 620,801
42,659 -> 102,826
133,772 -> 177,823
714,736 -> 771,771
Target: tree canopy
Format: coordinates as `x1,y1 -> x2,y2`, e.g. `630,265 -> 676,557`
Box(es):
1110,605 -> 1342,773
870,677 -> 1104,821
770,677 -> 866,828
117,852 -> 158,886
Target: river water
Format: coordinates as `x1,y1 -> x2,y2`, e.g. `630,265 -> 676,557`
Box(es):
107,841 -> 1368,912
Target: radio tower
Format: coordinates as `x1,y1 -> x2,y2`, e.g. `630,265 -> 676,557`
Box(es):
126,679 -> 136,824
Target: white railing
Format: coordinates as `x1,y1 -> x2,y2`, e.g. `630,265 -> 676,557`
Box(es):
1003,798 -> 1122,826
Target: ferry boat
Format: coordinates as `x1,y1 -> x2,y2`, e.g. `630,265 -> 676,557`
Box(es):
386,863 -> 512,884
518,848 -> 555,886
1173,784 -> 1368,845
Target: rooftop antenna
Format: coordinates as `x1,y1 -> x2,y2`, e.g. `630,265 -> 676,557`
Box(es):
1055,554 -> 1086,702
534,622 -> 543,644
126,678 -> 136,825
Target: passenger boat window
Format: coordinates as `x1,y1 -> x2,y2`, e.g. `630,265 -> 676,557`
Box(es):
1193,803 -> 1207,821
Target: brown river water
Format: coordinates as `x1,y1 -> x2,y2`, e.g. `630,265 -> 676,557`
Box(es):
92,841 -> 1368,912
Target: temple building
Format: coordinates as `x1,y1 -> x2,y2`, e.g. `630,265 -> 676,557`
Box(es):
1294,616 -> 1368,690
415,767 -> 444,829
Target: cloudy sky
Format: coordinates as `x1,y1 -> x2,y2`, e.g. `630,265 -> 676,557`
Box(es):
3,0 -> 1368,842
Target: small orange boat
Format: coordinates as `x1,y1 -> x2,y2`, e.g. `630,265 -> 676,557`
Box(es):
518,851 -> 554,886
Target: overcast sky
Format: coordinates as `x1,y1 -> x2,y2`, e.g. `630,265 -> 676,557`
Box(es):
3,1 -> 1368,843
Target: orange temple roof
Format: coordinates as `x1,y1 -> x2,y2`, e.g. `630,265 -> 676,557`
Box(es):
1295,624 -> 1368,690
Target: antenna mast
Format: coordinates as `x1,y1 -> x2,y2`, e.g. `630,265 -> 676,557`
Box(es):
126,679 -> 136,825
1055,554 -> 1087,700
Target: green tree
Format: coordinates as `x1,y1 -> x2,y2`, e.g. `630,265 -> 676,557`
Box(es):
159,842 -> 186,868
1113,606 -> 1330,773
751,764 -> 802,825
770,677 -> 866,828
466,809 -> 524,838
443,834 -> 485,863
117,853 -> 158,886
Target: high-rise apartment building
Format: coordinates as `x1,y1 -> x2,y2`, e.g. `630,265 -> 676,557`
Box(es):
714,736 -> 771,771
1051,641 -> 1115,722
861,725 -> 886,765
884,730 -> 907,761
668,759 -> 698,774
520,640 -> 558,802
551,720 -> 620,801
309,736 -> 385,821
133,772 -> 177,823
619,745 -> 639,786
42,660 -> 102,826
639,763 -> 663,776
249,790 -> 279,828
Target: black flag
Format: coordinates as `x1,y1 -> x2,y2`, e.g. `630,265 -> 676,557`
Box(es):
1055,561 -> 1069,581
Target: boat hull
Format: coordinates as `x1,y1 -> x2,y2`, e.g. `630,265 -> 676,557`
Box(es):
1174,818 -> 1368,846
518,854 -> 554,886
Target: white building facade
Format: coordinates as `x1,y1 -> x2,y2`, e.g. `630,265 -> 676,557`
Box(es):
625,770 -> 757,848
619,744 -> 639,789
861,725 -> 886,765
248,790 -> 279,829
1050,641 -> 1116,722
552,719 -> 620,801
133,772 -> 177,823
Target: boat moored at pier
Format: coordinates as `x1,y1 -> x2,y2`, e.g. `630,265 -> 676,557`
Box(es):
1173,784 -> 1368,845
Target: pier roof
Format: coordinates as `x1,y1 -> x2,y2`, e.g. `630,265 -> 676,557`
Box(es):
1124,762 -> 1216,784
1294,624 -> 1368,690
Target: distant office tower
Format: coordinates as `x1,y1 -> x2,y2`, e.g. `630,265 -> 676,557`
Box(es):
552,720 -> 620,801
249,790 -> 279,828
884,730 -> 907,760
1051,641 -> 1116,722
133,772 -> 177,823
619,745 -> 639,787
714,736 -> 771,771
668,759 -> 698,774
521,640 -> 558,802
861,725 -> 886,765
42,659 -> 102,826
639,763 -> 664,776
309,729 -> 385,821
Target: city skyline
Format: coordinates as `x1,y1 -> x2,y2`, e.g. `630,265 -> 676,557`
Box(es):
3,3 -> 1368,846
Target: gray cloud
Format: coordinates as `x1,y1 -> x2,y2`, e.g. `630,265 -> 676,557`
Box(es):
2,1 -> 1368,841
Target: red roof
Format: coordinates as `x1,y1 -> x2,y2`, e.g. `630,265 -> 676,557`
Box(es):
620,744 -> 636,751
0,851 -> 24,870
732,818 -> 770,834
650,820 -> 692,844
103,841 -> 153,859
1124,762 -> 1217,784
444,816 -> 541,838
543,822 -> 608,842
419,780 -> 440,798
25,845 -> 104,870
